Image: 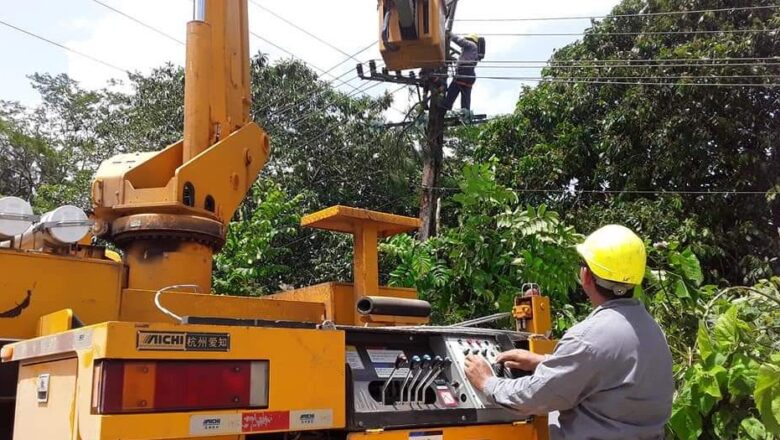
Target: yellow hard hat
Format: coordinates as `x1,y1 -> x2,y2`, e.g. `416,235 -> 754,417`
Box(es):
576,225 -> 646,286
467,33 -> 479,42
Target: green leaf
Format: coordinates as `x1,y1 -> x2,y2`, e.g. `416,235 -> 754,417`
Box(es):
669,404 -> 702,440
739,417 -> 768,440
754,357 -> 780,435
713,306 -> 740,352
697,322 -> 714,364
677,249 -> 704,286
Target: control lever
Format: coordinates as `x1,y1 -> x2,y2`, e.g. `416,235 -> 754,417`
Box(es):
412,356 -> 442,405
417,356 -> 444,402
381,354 -> 408,405
397,355 -> 421,404
405,355 -> 431,403
419,357 -> 452,405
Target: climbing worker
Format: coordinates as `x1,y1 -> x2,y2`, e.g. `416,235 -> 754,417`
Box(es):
442,33 -> 481,112
463,225 -> 674,440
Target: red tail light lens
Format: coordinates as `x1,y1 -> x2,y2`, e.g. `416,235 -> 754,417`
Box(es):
92,360 -> 268,414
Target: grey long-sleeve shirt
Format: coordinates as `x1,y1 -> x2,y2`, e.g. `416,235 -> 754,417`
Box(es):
451,35 -> 479,67
483,298 -> 674,440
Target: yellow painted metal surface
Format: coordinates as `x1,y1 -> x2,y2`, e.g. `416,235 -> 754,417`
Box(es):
267,283 -> 418,326
13,357 -> 78,440
176,122 -> 270,223
302,206 -> 420,238
347,422 -> 546,440
10,321 -> 346,440
378,0 -> 447,71
37,309 -> 76,337
125,240 -> 214,292
120,289 -> 326,324
0,250 -> 123,340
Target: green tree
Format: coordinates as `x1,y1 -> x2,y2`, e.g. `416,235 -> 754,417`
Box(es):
474,0 -> 780,284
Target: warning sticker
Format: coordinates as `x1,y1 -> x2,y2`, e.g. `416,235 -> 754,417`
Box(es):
290,409 -> 334,430
136,331 -> 230,352
437,386 -> 458,407
241,411 -> 290,433
189,414 -> 241,436
346,346 -> 365,370
409,430 -> 443,440
366,348 -> 404,364
375,367 -> 410,379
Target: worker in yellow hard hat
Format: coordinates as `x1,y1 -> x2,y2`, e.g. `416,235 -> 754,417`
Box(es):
442,33 -> 483,113
463,225 -> 674,439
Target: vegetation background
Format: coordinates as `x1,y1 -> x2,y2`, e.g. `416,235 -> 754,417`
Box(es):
1,0 -> 778,438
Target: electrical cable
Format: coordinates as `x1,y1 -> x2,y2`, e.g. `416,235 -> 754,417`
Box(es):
455,5 -> 780,22
429,73 -> 780,87
468,29 -> 777,37
249,31 -> 360,93
90,0 -> 185,46
0,18 -> 129,74
422,185 -> 771,196
255,40 -> 377,116
249,0 -> 359,61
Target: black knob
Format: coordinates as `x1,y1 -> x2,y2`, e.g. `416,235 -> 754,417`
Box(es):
395,354 -> 408,369
442,357 -> 452,368
421,354 -> 432,369
471,348 -> 479,355
410,355 -> 421,369
462,348 -> 470,355
481,348 -> 488,356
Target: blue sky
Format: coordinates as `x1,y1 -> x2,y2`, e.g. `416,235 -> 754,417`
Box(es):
0,0 -> 619,117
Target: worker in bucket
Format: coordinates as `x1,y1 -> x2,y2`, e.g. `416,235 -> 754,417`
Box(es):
463,225 -> 674,439
442,33 -> 482,114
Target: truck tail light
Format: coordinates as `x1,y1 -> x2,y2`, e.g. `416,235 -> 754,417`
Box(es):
92,360 -> 268,414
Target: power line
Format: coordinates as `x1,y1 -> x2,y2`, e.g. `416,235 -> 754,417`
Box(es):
446,76 -> 780,87
90,0 -> 185,46
249,0 -> 358,62
257,41 -> 377,116
249,31 -> 359,92
443,57 -> 780,64
455,5 -> 780,22
422,185 -> 770,196
473,62 -> 780,70
469,29 -> 777,37
0,18 -> 129,74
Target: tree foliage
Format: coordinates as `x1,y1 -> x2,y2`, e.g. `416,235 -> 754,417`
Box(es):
474,0 -> 780,284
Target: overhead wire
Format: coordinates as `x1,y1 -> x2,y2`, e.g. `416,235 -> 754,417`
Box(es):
467,29 -> 777,37
249,0 -> 360,62
0,18 -> 129,74
422,186 -> 771,196
455,5 -> 780,22
90,0 -> 185,46
437,76 -> 780,87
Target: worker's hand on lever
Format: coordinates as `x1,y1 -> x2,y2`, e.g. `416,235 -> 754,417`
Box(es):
464,354 -> 493,392
495,349 -> 546,372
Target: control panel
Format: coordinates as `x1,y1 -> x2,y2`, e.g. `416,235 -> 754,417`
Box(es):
344,327 -> 531,431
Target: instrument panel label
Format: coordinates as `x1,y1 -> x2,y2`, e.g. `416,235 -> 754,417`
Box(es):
346,346 -> 365,369
136,331 -> 230,352
409,430 -> 443,440
366,348 -> 404,364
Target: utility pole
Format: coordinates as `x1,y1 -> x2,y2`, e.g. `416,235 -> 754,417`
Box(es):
418,79 -> 445,241
358,0 -> 460,241
419,0 -> 458,241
